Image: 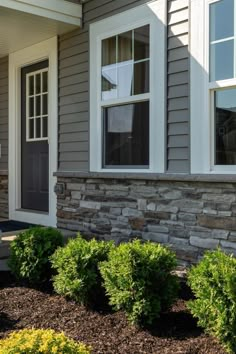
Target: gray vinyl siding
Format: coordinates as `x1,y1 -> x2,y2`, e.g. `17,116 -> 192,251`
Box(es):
0,57 -> 8,171
167,0 -> 189,173
58,0 -> 190,173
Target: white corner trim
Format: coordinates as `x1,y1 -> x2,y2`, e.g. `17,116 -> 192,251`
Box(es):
190,0 -> 211,173
0,0 -> 82,26
9,37 -> 58,227
89,0 -> 166,173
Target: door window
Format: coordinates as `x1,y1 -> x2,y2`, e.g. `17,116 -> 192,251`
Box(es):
26,69 -> 48,141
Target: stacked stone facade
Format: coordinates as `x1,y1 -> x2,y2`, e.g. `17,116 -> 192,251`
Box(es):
0,175 -> 8,219
55,175 -> 236,265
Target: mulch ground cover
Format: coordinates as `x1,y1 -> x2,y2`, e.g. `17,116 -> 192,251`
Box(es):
0,272 -> 226,354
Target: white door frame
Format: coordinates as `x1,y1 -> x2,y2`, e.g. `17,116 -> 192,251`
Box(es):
9,37 -> 58,226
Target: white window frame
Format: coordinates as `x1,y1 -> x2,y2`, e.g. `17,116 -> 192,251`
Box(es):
190,0 -> 236,173
89,1 -> 166,173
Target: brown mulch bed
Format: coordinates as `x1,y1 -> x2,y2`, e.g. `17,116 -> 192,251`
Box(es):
0,273 -> 226,354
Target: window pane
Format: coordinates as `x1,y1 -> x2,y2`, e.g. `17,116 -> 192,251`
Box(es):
210,40 -> 234,81
102,37 -> 116,66
36,73 -> 41,94
29,97 -> 34,118
36,95 -> 41,116
210,0 -> 234,42
42,117 -> 48,138
42,71 -> 48,93
36,118 -> 41,138
29,75 -> 34,96
102,65 -> 117,100
118,31 -> 132,63
42,94 -> 48,115
29,119 -> 34,139
117,61 -> 133,98
215,89 -> 236,165
103,101 -> 149,167
134,25 -> 150,61
133,60 -> 149,95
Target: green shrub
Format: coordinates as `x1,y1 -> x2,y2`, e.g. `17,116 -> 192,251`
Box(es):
99,240 -> 179,325
187,249 -> 236,353
8,227 -> 63,284
0,328 -> 91,354
51,235 -> 114,305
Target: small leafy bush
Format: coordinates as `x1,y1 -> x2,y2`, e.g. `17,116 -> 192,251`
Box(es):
187,249 -> 236,353
8,227 -> 63,284
51,235 -> 114,305
99,240 -> 179,325
0,328 -> 91,354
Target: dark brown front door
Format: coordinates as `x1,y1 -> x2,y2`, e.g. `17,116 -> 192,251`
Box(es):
21,61 -> 49,212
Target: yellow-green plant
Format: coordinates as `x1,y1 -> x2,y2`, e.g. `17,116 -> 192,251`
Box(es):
0,329 -> 91,354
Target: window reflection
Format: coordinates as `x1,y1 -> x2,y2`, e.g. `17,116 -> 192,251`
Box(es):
103,101 -> 149,167
101,25 -> 150,100
210,0 -> 234,42
210,40 -> 234,81
215,89 -> 236,165
210,0 -> 235,81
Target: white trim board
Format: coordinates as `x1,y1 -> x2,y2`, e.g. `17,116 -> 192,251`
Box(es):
9,37 -> 58,227
89,0 -> 167,174
0,0 -> 82,26
190,0 -> 210,173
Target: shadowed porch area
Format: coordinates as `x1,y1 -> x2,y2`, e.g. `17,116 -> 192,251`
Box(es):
0,0 -> 82,59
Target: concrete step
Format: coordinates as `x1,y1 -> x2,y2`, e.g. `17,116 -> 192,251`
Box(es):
0,243 -> 10,258
0,259 -> 9,271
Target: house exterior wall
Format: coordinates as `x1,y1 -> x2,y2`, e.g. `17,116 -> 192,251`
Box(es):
0,57 -> 8,218
58,0 -> 190,172
56,0 -> 236,265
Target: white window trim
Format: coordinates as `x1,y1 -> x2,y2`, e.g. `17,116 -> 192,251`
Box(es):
9,37 -> 58,227
89,0 -> 166,173
190,0 -> 236,174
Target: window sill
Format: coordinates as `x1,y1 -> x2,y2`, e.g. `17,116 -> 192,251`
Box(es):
54,171 -> 236,183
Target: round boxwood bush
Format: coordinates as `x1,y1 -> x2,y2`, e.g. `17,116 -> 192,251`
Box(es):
51,235 -> 114,305
99,240 -> 179,325
187,249 -> 236,354
0,329 -> 91,354
8,227 -> 63,285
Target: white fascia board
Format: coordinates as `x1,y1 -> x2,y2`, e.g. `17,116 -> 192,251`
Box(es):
0,0 -> 82,26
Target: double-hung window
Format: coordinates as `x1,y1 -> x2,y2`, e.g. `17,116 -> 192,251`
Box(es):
89,1 -> 166,173
191,0 -> 236,173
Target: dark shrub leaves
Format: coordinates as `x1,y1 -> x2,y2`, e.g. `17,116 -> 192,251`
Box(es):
187,249 -> 236,353
8,227 -> 63,284
99,240 -> 179,325
51,235 -> 114,305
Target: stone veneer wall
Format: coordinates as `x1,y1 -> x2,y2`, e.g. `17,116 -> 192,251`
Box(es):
0,175 -> 8,219
55,176 -> 236,265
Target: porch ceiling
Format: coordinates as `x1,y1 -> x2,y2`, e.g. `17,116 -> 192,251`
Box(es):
0,0 -> 82,58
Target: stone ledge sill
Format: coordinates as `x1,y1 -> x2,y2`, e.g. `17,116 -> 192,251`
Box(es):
54,171 -> 236,183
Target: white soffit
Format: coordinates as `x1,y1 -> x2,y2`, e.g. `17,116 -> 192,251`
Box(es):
0,0 -> 82,58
